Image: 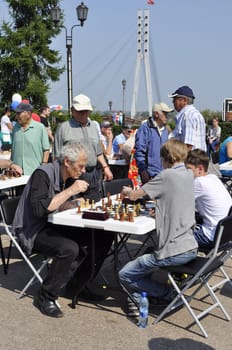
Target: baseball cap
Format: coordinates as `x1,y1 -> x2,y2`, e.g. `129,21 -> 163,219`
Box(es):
15,102 -> 33,113
72,94 -> 93,111
152,102 -> 173,113
168,85 -> 195,99
100,121 -> 112,128
122,124 -> 133,130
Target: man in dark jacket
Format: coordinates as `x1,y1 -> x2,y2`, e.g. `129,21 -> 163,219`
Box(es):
12,141 -> 113,318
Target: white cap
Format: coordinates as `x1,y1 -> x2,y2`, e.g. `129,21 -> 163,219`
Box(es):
72,94 -> 93,111
152,102 -> 173,113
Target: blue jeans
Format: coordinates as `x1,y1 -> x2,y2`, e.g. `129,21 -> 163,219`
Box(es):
119,249 -> 197,299
194,224 -> 213,249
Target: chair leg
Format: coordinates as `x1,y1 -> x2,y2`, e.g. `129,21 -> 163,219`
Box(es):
0,236 -> 7,275
16,258 -> 50,299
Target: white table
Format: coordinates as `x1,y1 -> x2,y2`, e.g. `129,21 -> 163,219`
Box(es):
48,207 -> 155,270
48,207 -> 155,234
0,175 -> 30,191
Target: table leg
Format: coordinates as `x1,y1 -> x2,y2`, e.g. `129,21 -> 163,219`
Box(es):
71,228 -> 96,309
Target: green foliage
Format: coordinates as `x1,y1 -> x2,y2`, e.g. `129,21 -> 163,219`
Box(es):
201,109 -> 222,124
220,122 -> 232,142
0,0 -> 64,107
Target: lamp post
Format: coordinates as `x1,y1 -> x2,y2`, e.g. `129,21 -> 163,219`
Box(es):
122,79 -> 126,125
50,3 -> 88,113
108,100 -> 112,113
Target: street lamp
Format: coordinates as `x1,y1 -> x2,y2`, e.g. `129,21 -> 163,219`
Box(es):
108,100 -> 112,113
122,79 -> 126,125
50,2 -> 88,113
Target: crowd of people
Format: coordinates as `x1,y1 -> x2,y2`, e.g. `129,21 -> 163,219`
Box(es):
0,85 -> 231,319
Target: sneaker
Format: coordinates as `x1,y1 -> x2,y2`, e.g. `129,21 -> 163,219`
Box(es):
127,300 -> 139,317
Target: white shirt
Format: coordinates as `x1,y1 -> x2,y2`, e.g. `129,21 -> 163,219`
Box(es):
1,114 -> 11,134
194,174 -> 232,240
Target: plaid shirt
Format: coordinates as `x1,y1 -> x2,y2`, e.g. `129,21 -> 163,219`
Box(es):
170,104 -> 206,151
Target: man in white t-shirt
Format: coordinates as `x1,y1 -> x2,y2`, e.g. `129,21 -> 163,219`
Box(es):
186,149 -> 232,248
1,106 -> 13,149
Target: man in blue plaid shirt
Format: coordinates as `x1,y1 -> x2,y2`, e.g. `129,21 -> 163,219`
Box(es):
168,85 -> 206,152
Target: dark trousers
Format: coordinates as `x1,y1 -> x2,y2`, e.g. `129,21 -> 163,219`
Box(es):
33,224 -> 114,300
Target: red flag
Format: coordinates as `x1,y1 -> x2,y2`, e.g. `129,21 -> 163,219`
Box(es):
147,0 -> 155,4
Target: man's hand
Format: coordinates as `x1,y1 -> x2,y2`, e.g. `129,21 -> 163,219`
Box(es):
122,185 -> 133,197
10,164 -> 23,176
103,166 -> 113,180
71,180 -> 89,194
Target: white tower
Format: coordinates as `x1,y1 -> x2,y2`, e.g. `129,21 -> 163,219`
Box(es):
131,10 -> 153,118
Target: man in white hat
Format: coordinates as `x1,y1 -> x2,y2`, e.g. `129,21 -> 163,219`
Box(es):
54,94 -> 113,201
135,102 -> 173,184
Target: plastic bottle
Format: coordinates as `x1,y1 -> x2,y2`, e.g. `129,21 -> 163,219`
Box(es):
138,292 -> 149,328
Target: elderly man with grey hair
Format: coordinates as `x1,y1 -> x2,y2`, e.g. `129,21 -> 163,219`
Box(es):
135,102 -> 173,184
12,140 -> 113,318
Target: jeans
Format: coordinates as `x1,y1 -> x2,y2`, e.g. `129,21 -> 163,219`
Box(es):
119,249 -> 197,299
194,224 -> 213,249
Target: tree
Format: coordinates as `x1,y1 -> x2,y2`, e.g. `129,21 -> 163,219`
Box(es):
0,0 -> 64,109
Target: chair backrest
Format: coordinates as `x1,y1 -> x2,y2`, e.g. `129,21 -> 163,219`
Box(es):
102,178 -> 133,197
0,196 -> 20,226
213,215 -> 232,252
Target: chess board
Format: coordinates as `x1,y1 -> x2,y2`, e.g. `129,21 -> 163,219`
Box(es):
76,193 -> 155,222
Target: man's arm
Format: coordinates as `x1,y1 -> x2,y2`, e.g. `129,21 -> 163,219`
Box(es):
97,153 -> 113,180
30,170 -> 89,216
42,150 -> 50,163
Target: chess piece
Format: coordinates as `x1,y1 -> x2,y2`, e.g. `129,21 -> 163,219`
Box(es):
119,207 -> 125,221
128,210 -> 134,222
91,199 -> 95,210
114,207 -> 119,220
107,192 -> 112,207
76,200 -> 81,214
85,199 -> 90,208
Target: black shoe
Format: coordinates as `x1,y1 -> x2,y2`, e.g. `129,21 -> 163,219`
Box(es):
33,293 -> 64,318
79,286 -> 107,302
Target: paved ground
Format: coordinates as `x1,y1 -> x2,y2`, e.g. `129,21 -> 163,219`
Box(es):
0,231 -> 232,350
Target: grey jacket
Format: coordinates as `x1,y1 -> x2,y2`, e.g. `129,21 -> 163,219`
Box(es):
143,163 -> 197,259
12,161 -> 61,255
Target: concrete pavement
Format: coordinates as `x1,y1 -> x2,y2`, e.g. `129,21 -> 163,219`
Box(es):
0,233 -> 231,350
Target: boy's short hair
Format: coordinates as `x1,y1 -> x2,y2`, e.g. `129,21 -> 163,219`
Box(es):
185,149 -> 209,172
160,139 -> 188,166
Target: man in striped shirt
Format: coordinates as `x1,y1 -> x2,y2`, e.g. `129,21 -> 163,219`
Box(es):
168,85 -> 206,151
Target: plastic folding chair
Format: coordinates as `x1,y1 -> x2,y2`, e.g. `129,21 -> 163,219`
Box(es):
0,196 -> 50,299
154,215 -> 232,338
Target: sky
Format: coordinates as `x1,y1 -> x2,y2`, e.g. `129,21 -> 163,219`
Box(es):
1,0 -> 232,114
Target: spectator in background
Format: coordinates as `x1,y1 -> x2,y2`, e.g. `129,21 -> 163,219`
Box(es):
11,102 -> 50,175
40,106 -> 54,144
100,121 -> 114,160
135,102 -> 172,184
1,107 -> 13,150
219,135 -> 232,177
168,85 -> 206,151
112,124 -> 133,158
54,94 -> 113,202
206,118 -> 221,157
